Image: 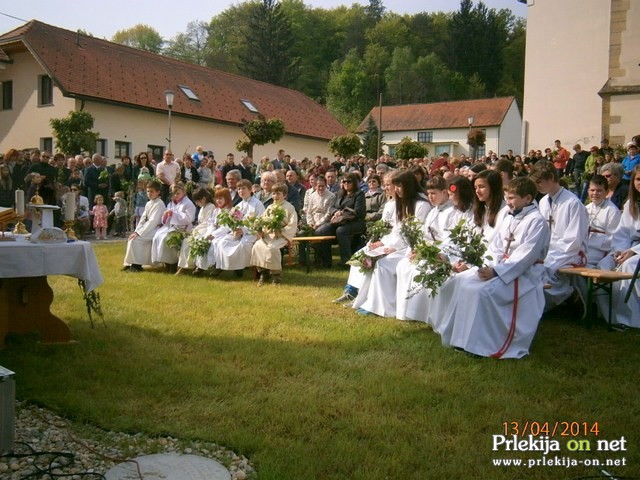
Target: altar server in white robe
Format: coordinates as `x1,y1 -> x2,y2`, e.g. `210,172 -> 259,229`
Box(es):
352,170 -> 432,317
530,161 -> 589,312
214,179 -> 265,274
251,182 -> 298,285
596,165 -> 640,328
195,188 -> 233,272
334,172 -> 396,305
447,177 -> 550,358
396,175 -> 457,321
424,175 -> 476,335
123,180 -> 166,271
176,188 -> 216,273
151,182 -> 196,269
584,175 -> 621,267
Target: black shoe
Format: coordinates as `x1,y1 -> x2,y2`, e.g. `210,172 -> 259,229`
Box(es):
234,269 -> 243,278
128,264 -> 143,272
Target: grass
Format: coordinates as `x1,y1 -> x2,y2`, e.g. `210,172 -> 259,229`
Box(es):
1,241 -> 639,479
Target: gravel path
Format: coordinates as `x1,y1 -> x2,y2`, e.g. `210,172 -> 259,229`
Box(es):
1,401 -> 255,479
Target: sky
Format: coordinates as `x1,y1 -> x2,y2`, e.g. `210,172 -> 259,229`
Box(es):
0,0 -> 526,41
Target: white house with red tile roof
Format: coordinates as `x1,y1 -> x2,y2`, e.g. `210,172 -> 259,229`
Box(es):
357,97 -> 522,158
0,20 -> 348,163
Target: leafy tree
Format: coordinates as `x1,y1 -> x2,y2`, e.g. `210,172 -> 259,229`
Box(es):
236,114 -> 285,157
328,134 -> 362,158
361,116 -> 382,159
164,21 -> 210,66
365,14 -> 410,54
205,4 -> 253,73
50,111 -> 100,155
385,47 -> 420,104
364,0 -> 386,24
414,53 -> 466,102
239,0 -> 300,87
395,136 -> 427,160
112,24 -> 164,53
466,72 -> 486,99
326,49 -> 373,129
467,128 -> 486,161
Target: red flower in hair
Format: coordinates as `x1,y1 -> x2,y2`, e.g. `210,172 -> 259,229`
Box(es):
449,184 -> 457,193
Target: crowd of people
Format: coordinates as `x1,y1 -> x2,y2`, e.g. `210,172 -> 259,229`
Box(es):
2,136 -> 639,357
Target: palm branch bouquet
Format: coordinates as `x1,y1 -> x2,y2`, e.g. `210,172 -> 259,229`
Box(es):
365,219 -> 392,243
346,249 -> 377,273
399,215 -> 424,250
188,235 -> 211,260
247,205 -> 286,235
217,207 -> 245,231
407,241 -> 453,298
165,228 -> 188,250
444,219 -> 490,268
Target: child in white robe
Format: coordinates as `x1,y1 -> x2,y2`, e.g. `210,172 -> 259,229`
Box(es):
196,188 -> 233,272
176,188 -> 216,274
446,177 -> 550,358
395,175 -> 457,322
584,175 -> 621,267
214,180 -> 265,275
530,161 -> 589,312
123,180 -> 165,272
596,165 -> 640,328
151,182 -> 196,271
352,171 -> 432,317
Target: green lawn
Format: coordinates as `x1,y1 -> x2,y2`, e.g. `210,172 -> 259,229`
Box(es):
1,242 -> 638,479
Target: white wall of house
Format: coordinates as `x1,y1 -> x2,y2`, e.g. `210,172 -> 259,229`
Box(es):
0,52 -> 76,150
499,100 -> 523,154
522,0 -> 610,151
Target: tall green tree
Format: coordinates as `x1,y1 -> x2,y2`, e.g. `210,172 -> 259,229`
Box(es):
384,47 -> 420,105
112,24 -> 164,53
164,21 -> 210,66
205,4 -> 253,73
360,116 -> 382,160
239,0 -> 300,87
326,49 -> 373,129
50,111 -> 100,155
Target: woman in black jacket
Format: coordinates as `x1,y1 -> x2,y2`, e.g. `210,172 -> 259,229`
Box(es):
315,172 -> 366,268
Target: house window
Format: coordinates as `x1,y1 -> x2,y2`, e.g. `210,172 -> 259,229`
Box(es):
417,131 -> 432,143
241,99 -> 259,114
39,75 -> 53,106
179,85 -> 199,101
1,80 -> 13,110
41,137 -> 53,153
476,145 -> 486,158
114,141 -> 131,158
434,145 -> 451,157
96,139 -> 108,156
147,145 -> 164,161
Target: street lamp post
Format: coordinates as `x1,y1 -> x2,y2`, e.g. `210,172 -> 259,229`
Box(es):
164,89 -> 175,151
467,115 -> 475,161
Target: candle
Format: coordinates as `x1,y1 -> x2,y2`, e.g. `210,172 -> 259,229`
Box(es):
15,189 -> 25,216
64,192 -> 76,221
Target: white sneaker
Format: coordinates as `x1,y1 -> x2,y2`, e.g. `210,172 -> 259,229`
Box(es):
333,292 -> 355,304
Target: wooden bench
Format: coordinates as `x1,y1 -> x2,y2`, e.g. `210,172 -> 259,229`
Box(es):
288,235 -> 336,273
558,267 -> 634,328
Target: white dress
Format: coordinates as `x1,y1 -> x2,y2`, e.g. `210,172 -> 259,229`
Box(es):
215,196 -> 266,270
250,201 -> 298,271
195,208 -> 232,270
346,200 -> 396,290
352,199 -> 432,317
538,187 -> 589,311
151,196 -> 196,265
177,202 -> 216,269
596,201 -> 640,327
447,204 -> 550,358
395,201 -> 457,322
585,199 -> 621,267
124,197 -> 166,266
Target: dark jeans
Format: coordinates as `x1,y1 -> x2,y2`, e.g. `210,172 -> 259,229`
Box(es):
315,220 -> 365,266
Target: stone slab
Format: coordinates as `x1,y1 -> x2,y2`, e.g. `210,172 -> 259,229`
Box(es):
105,453 -> 231,480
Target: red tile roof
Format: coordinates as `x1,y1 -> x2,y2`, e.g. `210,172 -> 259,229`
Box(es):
356,97 -> 516,132
0,20 -> 348,140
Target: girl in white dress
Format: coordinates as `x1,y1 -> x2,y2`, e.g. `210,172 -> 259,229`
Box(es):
214,179 -> 266,276
596,165 -> 640,328
472,170 -> 509,244
352,170 -> 432,317
196,188 -> 232,273
176,188 -> 216,274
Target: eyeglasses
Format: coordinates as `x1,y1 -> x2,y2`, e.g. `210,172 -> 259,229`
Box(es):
341,180 -> 352,184
139,156 -> 147,160
602,174 -> 612,178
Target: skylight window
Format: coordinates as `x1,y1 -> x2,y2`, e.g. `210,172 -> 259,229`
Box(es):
241,99 -> 259,114
179,85 -> 199,101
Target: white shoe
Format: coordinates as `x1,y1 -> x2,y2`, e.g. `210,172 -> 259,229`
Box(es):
333,292 -> 355,304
